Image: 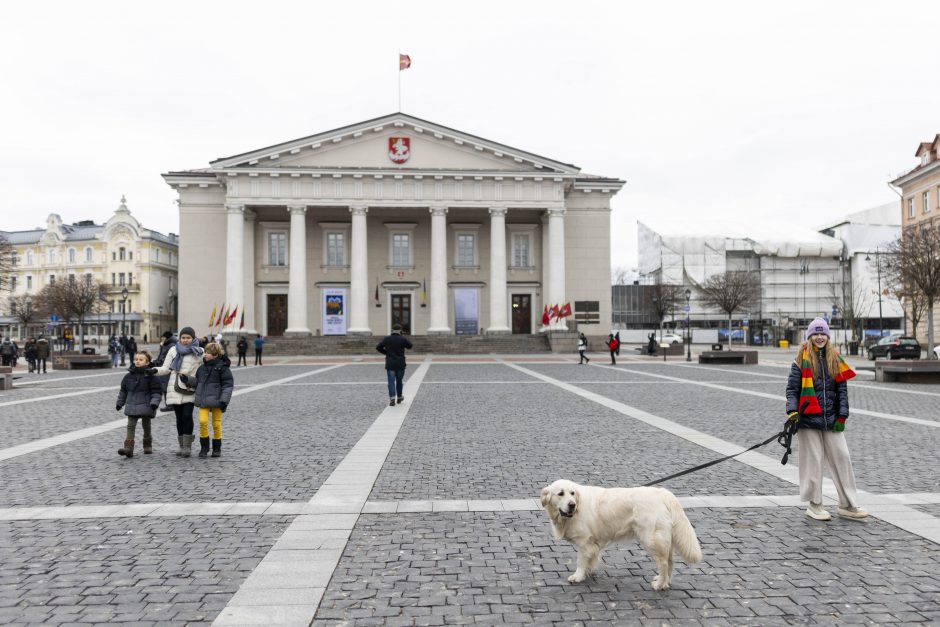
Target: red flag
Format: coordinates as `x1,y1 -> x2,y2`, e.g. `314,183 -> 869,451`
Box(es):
559,303 -> 572,318
219,304 -> 229,327
224,305 -> 238,326
239,311 -> 245,329
542,305 -> 550,326
550,304 -> 560,320
399,54 -> 411,70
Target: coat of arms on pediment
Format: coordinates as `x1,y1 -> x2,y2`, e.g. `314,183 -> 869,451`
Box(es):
388,137 -> 411,164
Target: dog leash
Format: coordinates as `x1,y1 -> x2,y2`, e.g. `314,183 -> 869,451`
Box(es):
642,417 -> 801,488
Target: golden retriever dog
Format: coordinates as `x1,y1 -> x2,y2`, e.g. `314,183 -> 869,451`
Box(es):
540,479 -> 702,589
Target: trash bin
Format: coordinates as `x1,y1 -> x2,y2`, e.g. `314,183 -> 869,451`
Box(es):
779,340 -> 789,349
848,341 -> 859,355
82,347 -> 96,355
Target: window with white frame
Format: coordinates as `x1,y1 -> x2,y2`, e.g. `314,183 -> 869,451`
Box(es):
154,248 -> 160,263
85,247 -> 93,262
512,233 -> 531,267
49,274 -> 55,285
26,251 -> 33,266
119,247 -> 126,261
925,191 -> 930,213
48,249 -> 57,264
68,248 -> 76,264
268,232 -> 287,266
119,273 -> 126,286
327,233 -> 345,266
128,272 -> 133,285
68,274 -> 76,285
392,233 -> 411,266
84,273 -> 92,287
26,276 -> 32,290
10,276 -> 16,291
908,198 -> 914,218
456,233 -> 476,266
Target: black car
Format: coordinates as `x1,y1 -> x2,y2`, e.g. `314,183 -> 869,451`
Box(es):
867,335 -> 921,360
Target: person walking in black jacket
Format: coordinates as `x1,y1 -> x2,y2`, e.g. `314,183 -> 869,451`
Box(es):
376,323 -> 413,406
116,351 -> 163,458
236,336 -> 248,367
181,342 -> 234,458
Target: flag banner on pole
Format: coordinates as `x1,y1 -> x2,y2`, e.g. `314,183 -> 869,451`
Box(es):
399,53 -> 411,70
550,304 -> 560,320
224,305 -> 238,326
542,305 -> 550,326
239,311 -> 245,329
559,303 -> 572,318
209,304 -> 217,327
422,278 -> 427,304
375,279 -> 379,302
220,304 -> 229,328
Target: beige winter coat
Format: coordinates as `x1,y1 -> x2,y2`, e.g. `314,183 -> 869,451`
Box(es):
152,345 -> 203,405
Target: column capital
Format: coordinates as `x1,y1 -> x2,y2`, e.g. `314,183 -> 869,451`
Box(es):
287,205 -> 307,215
488,207 -> 508,218
429,206 -> 449,217
349,205 -> 369,217
243,208 -> 257,221
225,203 -> 245,214
545,207 -> 566,218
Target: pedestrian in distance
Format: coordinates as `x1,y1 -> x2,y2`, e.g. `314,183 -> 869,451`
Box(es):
151,326 -> 204,458
153,331 -> 176,411
25,337 -> 38,373
108,335 -> 120,367
126,336 -> 138,359
181,341 -> 233,458
254,334 -> 264,365
615,331 -> 621,356
785,317 -> 868,521
606,334 -> 619,365
647,332 -> 657,356
0,337 -> 14,367
236,336 -> 248,367
116,350 -> 162,458
376,323 -> 413,406
578,333 -> 590,364
36,335 -> 50,373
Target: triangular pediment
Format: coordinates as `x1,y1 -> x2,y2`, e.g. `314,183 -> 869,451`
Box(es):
210,113 -> 580,176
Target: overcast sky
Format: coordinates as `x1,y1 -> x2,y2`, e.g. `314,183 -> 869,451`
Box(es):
3,1 -> 939,274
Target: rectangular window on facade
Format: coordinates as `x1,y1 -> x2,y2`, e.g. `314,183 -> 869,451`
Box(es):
392,233 -> 411,266
925,191 -> 930,213
11,252 -> 17,266
268,233 -> 287,266
119,247 -> 126,261
68,274 -> 75,285
908,198 -> 914,218
512,234 -> 530,267
128,272 -> 133,285
155,248 -> 160,263
326,232 -> 345,266
128,251 -> 132,260
111,273 -> 116,285
84,273 -> 92,287
10,276 -> 16,291
26,276 -> 32,290
85,247 -> 93,262
68,249 -> 76,263
456,234 -> 475,266
49,274 -> 55,285
119,273 -> 125,286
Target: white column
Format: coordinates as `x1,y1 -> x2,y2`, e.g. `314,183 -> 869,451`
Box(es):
225,204 -> 245,334
487,207 -> 510,334
428,206 -> 451,334
547,207 -> 567,330
284,205 -> 311,335
242,210 -> 257,334
348,205 -> 371,335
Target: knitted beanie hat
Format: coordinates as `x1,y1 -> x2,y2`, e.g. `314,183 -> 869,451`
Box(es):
179,326 -> 196,339
805,317 -> 830,340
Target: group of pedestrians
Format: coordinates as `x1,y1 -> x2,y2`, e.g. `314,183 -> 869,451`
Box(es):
2,336 -> 51,372
116,326 -> 233,459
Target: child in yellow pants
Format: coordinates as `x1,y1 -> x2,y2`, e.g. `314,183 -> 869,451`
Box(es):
180,341 -> 233,458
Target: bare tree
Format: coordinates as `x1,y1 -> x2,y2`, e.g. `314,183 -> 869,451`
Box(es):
885,227 -> 940,356
35,278 -> 108,350
647,284 -> 687,331
828,280 -> 872,351
8,294 -> 44,335
611,265 -> 634,286
0,234 -> 13,292
698,271 -> 760,348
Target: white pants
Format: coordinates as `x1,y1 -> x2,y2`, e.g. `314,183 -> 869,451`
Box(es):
797,429 -> 860,508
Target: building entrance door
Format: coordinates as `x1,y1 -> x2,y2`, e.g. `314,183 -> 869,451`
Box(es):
390,294 -> 412,334
267,294 -> 287,336
511,294 -> 531,334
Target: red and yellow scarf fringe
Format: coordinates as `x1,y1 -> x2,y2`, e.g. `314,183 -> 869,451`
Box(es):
798,347 -> 856,415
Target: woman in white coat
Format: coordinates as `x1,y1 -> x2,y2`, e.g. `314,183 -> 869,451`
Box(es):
152,326 -> 204,457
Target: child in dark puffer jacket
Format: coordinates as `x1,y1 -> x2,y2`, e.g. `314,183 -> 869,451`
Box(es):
180,342 -> 234,458
116,351 -> 163,458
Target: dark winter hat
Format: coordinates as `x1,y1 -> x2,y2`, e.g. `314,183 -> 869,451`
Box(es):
391,323 -> 403,333
805,317 -> 830,340
161,331 -> 173,339
179,326 -> 196,339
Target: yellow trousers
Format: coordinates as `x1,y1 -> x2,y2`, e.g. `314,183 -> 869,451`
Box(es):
198,407 -> 223,439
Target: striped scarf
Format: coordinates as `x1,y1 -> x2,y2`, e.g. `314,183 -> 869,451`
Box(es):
798,347 -> 855,415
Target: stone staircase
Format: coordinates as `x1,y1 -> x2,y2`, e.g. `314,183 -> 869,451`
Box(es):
263,333 -> 552,356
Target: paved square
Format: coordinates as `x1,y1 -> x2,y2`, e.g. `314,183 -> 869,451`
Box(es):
1,349 -> 939,625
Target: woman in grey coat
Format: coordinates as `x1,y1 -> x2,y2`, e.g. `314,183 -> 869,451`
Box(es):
116,351 -> 163,458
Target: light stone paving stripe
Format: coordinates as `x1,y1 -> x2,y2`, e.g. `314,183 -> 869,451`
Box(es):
0,386 -> 114,407
0,364 -> 347,462
12,370 -> 125,387
3,493 -> 940,521
594,363 -> 940,428
2,493 -> 940,521
212,359 -> 433,627
507,362 -> 940,546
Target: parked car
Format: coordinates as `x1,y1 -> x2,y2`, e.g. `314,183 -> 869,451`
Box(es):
934,344 -> 940,360
657,333 -> 685,345
867,335 -> 921,360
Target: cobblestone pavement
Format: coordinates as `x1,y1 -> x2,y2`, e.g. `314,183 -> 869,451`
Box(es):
1,349 -> 938,625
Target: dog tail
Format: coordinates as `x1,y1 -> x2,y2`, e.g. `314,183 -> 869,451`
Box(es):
666,491 -> 702,563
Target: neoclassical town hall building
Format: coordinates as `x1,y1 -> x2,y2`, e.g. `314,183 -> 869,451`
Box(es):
163,113 -> 623,337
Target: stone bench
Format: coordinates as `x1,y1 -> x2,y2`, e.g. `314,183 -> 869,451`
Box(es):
0,366 -> 12,390
59,355 -> 112,370
634,343 -> 685,356
874,360 -> 940,383
698,350 -> 758,365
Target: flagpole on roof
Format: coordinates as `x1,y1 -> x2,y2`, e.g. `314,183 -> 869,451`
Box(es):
398,49 -> 401,112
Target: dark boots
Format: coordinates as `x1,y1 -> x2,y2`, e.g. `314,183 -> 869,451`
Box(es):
211,439 -> 222,457
118,439 -> 135,458
143,437 -> 153,454
198,437 -> 210,458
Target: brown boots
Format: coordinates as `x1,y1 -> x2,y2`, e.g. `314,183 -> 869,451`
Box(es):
118,439 -> 135,458
143,437 -> 153,454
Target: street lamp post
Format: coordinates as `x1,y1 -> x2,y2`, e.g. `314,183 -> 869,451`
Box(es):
799,259 -> 810,328
158,305 -> 164,338
120,287 -> 128,366
685,289 -> 692,362
866,248 -> 884,340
